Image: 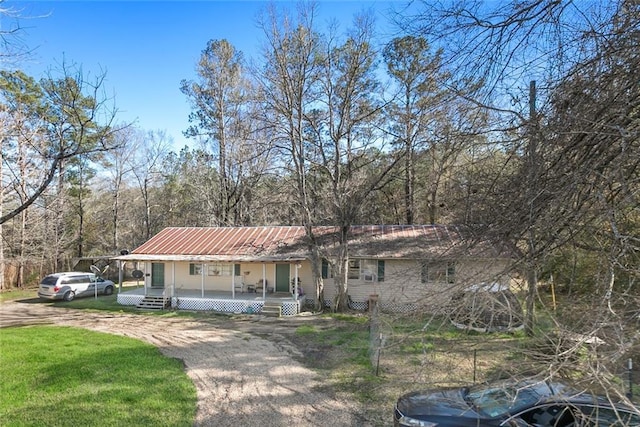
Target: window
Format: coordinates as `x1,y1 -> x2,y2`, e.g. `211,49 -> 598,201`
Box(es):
189,263 -> 202,275
234,264 -> 241,276
41,276 -> 58,286
208,263 -> 232,276
361,259 -> 377,282
421,261 -> 455,283
467,384 -> 542,418
579,406 -> 640,425
321,259 -> 333,279
348,259 -> 385,282
378,260 -> 385,282
348,259 -> 360,279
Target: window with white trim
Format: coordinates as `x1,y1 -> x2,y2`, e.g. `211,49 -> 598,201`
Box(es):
189,263 -> 202,275
420,261 -> 455,283
361,259 -> 377,282
348,259 -> 385,282
208,263 -> 232,276
321,259 -> 334,279
348,259 -> 360,279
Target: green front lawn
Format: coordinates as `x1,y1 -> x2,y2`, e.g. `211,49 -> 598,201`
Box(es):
0,326 -> 196,426
0,288 -> 39,303
1,283 -> 143,313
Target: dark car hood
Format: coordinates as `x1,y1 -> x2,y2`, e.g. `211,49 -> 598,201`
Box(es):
397,387 -> 481,418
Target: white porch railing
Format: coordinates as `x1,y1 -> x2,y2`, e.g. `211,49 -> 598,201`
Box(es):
117,289 -> 302,316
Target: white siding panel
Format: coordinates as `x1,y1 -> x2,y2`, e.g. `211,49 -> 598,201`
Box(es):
322,259 -> 513,310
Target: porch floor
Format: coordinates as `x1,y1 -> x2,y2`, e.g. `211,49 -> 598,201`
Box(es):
118,286 -> 306,316
119,287 -> 301,302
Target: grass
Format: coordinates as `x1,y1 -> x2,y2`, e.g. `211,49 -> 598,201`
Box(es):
1,284 -> 224,320
292,307 -> 637,425
0,288 -> 39,303
5,287 -> 633,426
0,285 -> 214,426
1,284 -> 147,314
0,325 -> 196,427
53,290 -> 139,313
288,312 -> 527,425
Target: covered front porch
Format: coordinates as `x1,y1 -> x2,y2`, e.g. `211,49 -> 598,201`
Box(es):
117,286 -> 307,316
113,251 -> 311,316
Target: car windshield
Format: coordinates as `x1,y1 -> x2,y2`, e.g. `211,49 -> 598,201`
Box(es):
465,382 -> 547,418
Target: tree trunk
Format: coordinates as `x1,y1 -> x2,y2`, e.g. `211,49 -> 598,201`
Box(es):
332,234 -> 350,312
111,171 -> 122,253
524,265 -> 537,336
524,80 -> 539,337
55,161 -> 66,271
0,137 -> 4,290
307,244 -> 324,311
18,139 -> 27,287
405,139 -> 414,224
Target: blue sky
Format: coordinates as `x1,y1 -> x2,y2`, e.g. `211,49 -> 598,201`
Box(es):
7,0 -> 403,151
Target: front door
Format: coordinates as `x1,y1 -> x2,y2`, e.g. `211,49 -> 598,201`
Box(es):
151,263 -> 165,288
275,264 -> 290,293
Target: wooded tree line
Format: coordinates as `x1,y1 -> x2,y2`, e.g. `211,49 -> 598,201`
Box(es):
0,3 -> 482,286
1,0 -> 638,326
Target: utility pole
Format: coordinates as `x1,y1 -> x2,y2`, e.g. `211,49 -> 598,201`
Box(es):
524,80 -> 539,336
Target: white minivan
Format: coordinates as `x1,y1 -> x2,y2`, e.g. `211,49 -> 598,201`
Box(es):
37,272 -> 115,301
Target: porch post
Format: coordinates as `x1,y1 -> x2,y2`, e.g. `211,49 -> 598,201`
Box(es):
118,260 -> 123,294
232,266 -> 236,298
144,262 -> 149,296
172,262 -> 176,298
171,261 -> 176,307
262,263 -> 266,298
201,263 -> 205,298
294,262 -> 300,298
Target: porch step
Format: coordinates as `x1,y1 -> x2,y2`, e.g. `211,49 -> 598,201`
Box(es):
137,296 -> 170,311
261,302 -> 282,318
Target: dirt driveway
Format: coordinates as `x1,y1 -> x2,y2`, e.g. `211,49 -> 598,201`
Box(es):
0,300 -> 364,426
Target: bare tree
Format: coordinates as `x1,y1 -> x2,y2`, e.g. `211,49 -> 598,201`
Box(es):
0,0 -> 32,68
181,39 -> 262,226
101,126 -> 136,253
256,2 -> 329,308
0,102 -> 47,286
258,3 -> 403,311
406,0 -> 640,401
0,108 -> 5,289
129,129 -> 171,241
309,12 -> 403,311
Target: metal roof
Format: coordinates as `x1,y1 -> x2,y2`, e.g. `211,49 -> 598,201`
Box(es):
114,225 -> 512,262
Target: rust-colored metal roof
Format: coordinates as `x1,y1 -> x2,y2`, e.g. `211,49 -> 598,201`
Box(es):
117,225 -> 511,262
316,225 -> 510,259
130,226 -> 308,261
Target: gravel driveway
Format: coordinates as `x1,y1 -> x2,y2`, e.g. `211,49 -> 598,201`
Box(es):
0,300 -> 362,426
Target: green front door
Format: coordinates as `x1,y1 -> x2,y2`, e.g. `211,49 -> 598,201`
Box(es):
151,263 -> 165,288
275,264 -> 290,293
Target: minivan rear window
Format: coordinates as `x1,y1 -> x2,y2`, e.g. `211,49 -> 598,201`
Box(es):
41,276 -> 58,286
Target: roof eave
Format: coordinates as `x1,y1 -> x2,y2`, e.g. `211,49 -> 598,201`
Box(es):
112,254 -> 308,263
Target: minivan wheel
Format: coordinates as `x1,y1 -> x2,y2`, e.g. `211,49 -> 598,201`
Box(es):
63,290 -> 75,301
104,285 -> 114,296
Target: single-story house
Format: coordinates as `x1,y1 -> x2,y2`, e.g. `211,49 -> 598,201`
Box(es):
113,225 -> 514,316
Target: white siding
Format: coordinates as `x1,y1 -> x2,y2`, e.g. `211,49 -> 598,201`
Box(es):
151,258 -> 512,309
322,259 -> 512,309
163,262 -> 317,294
